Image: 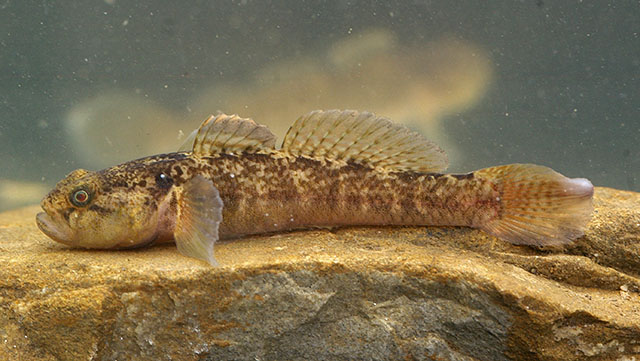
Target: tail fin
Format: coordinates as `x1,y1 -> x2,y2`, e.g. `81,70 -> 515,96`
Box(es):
476,164 -> 594,247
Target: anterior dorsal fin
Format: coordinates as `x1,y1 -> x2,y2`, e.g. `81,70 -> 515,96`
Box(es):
177,128 -> 198,152
186,114 -> 277,155
281,110 -> 448,172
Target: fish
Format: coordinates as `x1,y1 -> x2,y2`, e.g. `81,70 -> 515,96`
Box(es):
36,110 -> 594,266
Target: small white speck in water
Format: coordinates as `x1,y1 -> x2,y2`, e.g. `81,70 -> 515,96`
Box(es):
290,217 -> 294,222
496,197 -> 501,201
230,173 -> 235,178
264,213 -> 269,217
273,223 -> 278,227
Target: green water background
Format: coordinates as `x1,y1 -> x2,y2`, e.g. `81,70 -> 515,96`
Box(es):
0,1 -> 638,211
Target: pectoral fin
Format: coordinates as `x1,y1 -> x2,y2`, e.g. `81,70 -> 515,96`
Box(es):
174,175 -> 223,266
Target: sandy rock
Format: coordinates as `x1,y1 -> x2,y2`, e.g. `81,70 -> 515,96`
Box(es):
0,187 -> 638,361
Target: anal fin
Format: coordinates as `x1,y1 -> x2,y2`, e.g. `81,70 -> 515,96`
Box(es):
174,175 -> 224,266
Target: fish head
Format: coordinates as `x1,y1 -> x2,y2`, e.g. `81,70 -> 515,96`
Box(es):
36,167 -> 166,249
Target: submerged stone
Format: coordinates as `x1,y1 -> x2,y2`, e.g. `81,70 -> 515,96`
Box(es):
0,187 -> 638,360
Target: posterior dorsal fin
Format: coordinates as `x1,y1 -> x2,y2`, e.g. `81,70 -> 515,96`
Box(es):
188,114 -> 277,155
281,110 -> 448,172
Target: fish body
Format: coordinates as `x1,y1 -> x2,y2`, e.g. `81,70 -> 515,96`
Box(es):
37,110 -> 594,265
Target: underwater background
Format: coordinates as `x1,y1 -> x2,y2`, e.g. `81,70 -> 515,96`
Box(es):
0,1 -> 638,211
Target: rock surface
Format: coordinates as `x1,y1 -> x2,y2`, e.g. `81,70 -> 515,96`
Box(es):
0,187 -> 639,361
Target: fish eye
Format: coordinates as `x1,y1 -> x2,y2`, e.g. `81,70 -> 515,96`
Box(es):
155,173 -> 173,188
70,188 -> 92,207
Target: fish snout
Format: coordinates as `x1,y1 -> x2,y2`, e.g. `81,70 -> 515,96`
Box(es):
36,211 -> 75,246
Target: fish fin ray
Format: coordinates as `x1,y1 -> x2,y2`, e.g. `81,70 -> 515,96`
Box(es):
477,164 -> 594,246
281,110 -> 448,172
174,175 -> 223,266
177,128 -> 198,152
190,114 -> 277,155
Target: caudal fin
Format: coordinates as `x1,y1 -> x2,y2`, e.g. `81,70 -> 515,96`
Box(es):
476,164 -> 594,247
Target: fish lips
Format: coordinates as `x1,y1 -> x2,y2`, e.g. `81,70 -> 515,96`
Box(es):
36,211 -> 74,246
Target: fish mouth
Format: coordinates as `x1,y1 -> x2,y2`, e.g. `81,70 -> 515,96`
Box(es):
36,212 -> 74,245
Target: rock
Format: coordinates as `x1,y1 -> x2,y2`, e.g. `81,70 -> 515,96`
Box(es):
0,187 -> 639,361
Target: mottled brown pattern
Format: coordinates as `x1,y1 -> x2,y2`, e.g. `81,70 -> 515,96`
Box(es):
37,111 -> 593,254
106,150 -> 501,239
39,148 -> 502,247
